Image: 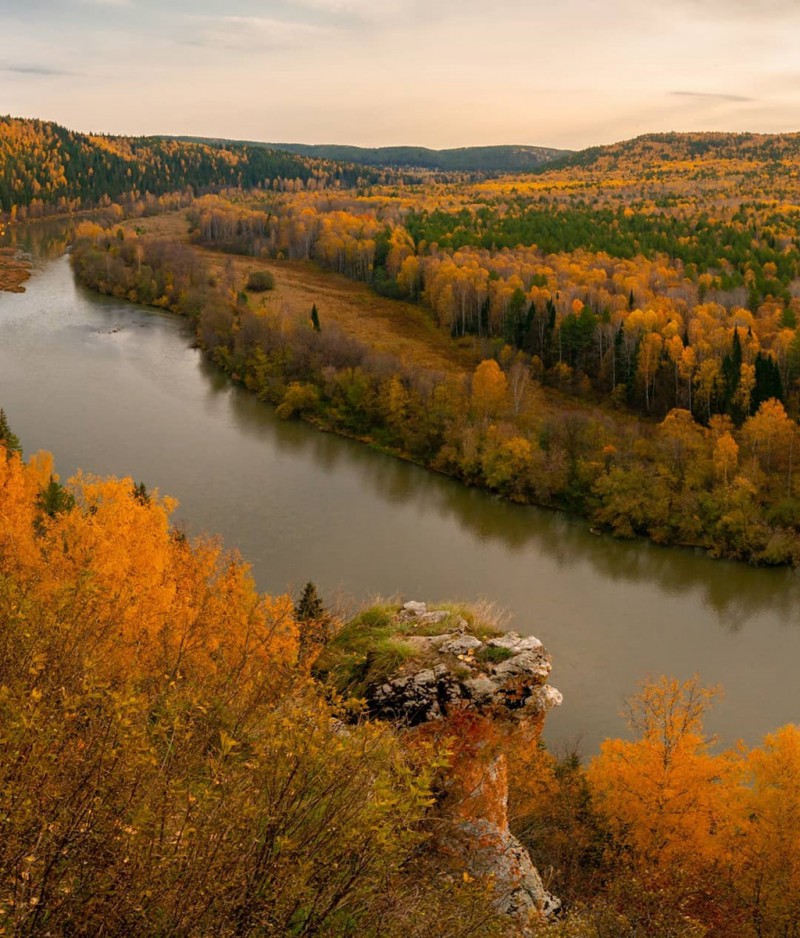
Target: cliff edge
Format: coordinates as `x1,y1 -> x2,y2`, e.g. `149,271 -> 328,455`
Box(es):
315,600 -> 563,932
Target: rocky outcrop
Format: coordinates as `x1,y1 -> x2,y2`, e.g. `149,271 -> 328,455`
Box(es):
361,601 -> 563,932
366,603 -> 562,726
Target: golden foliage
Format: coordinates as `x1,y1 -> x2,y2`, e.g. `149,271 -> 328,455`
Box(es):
0,449 -> 500,936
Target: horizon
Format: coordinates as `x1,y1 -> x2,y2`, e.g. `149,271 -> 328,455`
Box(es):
3,0 -> 800,150
4,115 -> 800,155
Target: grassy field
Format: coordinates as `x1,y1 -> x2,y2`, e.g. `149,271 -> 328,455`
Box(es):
126,212 -> 474,376
122,211 -> 644,437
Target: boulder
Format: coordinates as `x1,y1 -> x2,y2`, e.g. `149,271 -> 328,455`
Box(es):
401,600 -> 427,616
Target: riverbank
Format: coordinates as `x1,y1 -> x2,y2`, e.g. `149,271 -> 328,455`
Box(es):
70,220 -> 800,567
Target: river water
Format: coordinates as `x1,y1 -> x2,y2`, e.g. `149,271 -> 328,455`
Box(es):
1,220 -> 799,753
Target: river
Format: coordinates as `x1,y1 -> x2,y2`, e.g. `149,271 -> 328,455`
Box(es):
1,218 -> 799,753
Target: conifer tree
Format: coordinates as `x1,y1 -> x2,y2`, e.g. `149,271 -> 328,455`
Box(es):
133,481 -> 150,505
0,408 -> 21,459
36,476 -> 75,529
294,582 -> 331,662
295,581 -> 325,622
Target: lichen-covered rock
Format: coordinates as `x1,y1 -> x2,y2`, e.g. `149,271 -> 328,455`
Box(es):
488,632 -> 544,653
530,684 -> 564,712
401,600 -> 428,617
369,664 -> 463,722
440,634 -> 482,655
463,676 -> 499,703
441,818 -> 561,927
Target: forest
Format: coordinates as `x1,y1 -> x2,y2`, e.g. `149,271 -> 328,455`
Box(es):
0,117 -> 377,221
174,139 -> 570,173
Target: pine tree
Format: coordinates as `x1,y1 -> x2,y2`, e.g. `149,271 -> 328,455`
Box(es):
295,581 -> 325,622
753,352 -> 784,413
721,327 -> 743,422
0,408 -> 21,459
294,582 -> 331,662
38,476 -> 75,518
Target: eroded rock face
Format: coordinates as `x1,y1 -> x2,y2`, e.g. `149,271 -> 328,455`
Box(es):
440,817 -> 562,925
362,601 -> 562,931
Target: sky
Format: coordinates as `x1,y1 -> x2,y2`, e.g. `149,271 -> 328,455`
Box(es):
2,0 -> 800,150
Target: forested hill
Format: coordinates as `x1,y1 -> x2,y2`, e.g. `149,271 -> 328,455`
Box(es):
0,117 -> 370,217
173,138 -> 569,172
543,130 -> 800,171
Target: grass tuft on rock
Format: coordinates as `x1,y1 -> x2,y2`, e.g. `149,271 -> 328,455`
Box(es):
476,645 -> 515,664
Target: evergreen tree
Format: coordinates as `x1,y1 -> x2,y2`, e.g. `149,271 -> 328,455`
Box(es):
133,481 -> 150,505
38,476 -> 75,519
612,324 -> 625,390
544,297 -> 558,366
721,327 -> 743,422
295,581 -> 325,623
503,287 -> 529,347
0,408 -> 21,459
752,353 -> 784,413
294,582 -> 330,662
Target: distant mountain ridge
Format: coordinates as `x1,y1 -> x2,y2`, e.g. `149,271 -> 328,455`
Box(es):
540,130 -> 800,172
171,138 -> 570,173
8,118 -> 800,222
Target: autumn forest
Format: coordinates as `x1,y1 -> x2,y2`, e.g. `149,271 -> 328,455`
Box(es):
3,115 -> 800,936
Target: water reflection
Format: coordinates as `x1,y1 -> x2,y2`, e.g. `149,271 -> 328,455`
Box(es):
1,212 -> 119,268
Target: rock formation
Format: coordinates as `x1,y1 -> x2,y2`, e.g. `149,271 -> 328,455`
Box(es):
359,601 -> 563,932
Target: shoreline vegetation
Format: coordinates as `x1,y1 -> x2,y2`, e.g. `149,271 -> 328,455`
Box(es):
70,213 -> 800,567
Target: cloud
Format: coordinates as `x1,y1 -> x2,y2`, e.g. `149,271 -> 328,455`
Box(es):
287,0 -> 386,10
181,14 -> 335,52
1,63 -> 75,76
671,91 -> 755,103
676,0 -> 800,18
286,0 -> 407,15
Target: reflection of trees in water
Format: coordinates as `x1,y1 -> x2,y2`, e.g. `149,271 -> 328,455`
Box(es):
0,213 -> 120,266
210,366 -> 800,631
2,223 -> 70,263
431,486 -> 798,627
